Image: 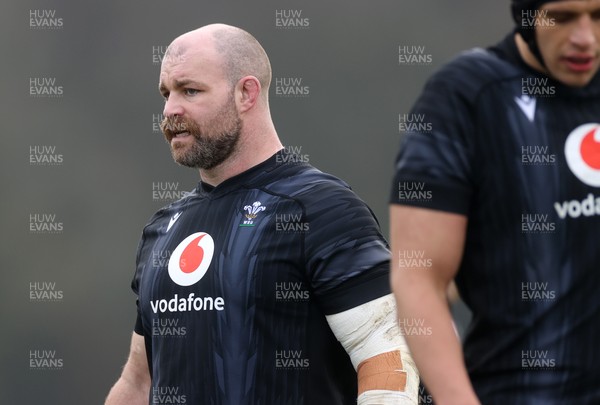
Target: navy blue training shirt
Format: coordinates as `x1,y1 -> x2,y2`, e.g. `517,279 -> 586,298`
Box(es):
391,34 -> 600,404
133,150 -> 391,404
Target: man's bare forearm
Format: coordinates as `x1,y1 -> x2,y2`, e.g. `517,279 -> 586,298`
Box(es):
105,332 -> 150,405
105,375 -> 149,405
393,277 -> 480,405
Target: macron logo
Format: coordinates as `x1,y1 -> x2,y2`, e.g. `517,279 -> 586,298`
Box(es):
167,212 -> 182,232
515,95 -> 536,122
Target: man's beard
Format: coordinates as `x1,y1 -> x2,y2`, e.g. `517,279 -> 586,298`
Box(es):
160,99 -> 242,170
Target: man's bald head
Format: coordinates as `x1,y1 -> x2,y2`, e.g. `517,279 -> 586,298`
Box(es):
165,24 -> 272,97
159,24 -> 282,184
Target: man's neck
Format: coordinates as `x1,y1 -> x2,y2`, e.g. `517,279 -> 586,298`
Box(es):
514,33 -> 548,75
199,129 -> 283,187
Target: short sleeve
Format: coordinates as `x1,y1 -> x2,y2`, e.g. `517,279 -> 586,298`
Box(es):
131,232 -> 147,334
134,305 -> 144,334
390,64 -> 476,215
302,178 -> 391,315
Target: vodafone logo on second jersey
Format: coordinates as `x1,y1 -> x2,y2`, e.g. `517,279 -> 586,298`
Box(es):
168,232 -> 214,286
565,123 -> 600,187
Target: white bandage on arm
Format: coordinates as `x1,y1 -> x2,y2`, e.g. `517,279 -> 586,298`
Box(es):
326,294 -> 419,405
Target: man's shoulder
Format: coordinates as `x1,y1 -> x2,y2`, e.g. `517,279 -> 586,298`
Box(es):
255,162 -> 378,221
447,46 -> 516,73
428,45 -> 523,98
262,162 -> 354,201
143,188 -> 198,229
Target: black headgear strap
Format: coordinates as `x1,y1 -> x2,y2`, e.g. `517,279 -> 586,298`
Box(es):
511,0 -> 562,68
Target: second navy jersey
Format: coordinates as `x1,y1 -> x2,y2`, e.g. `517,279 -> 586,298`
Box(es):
391,34 -> 600,403
133,150 -> 390,404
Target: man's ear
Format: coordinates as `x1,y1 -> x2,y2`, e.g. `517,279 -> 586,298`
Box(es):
236,76 -> 261,113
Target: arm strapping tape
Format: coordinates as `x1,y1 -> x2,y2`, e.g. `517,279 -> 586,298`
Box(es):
326,294 -> 419,404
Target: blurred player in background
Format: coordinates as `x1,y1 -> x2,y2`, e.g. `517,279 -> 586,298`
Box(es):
390,0 -> 600,404
105,23 -> 418,404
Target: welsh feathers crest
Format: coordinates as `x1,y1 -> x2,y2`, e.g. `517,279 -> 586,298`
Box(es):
241,201 -> 266,227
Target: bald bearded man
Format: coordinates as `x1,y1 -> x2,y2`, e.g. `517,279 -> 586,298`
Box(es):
105,24 -> 418,405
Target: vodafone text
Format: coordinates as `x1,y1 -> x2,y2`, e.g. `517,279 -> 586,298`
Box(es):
554,194 -> 600,219
150,293 -> 224,314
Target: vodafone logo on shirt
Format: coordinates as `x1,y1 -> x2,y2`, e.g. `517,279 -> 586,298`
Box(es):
565,123 -> 600,187
168,232 -> 214,286
554,124 -> 600,219
150,232 -> 223,314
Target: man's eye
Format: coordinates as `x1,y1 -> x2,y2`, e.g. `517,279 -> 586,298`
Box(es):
548,11 -> 577,24
184,89 -> 200,96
